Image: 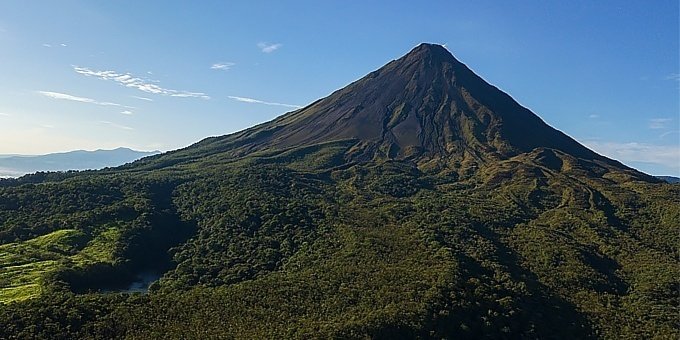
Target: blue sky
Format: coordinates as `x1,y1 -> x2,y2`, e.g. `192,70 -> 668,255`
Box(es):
0,1 -> 677,175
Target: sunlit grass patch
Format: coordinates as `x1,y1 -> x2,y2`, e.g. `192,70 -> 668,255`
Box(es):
0,283 -> 42,303
72,227 -> 121,265
0,260 -> 57,303
0,227 -> 122,303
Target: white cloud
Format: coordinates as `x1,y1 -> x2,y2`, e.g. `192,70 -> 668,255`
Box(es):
73,66 -> 210,99
100,121 -> 134,130
584,141 -> 680,173
132,95 -> 153,102
227,95 -> 302,109
40,124 -> 55,129
257,42 -> 282,53
0,113 -> 9,117
588,114 -> 600,119
37,91 -> 131,108
211,62 -> 235,71
42,43 -> 52,48
649,118 -> 673,129
60,43 -> 67,47
121,110 -> 133,115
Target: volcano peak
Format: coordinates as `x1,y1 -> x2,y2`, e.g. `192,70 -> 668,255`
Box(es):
153,43 -> 637,176
406,42 -> 451,56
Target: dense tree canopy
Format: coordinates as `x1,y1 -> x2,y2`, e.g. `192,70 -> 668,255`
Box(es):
0,142 -> 677,339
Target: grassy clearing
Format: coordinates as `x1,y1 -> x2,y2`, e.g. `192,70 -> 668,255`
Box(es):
72,227 -> 121,265
0,227 -> 122,303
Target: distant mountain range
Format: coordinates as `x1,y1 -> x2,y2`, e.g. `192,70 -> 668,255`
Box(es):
656,176 -> 680,184
0,147 -> 159,177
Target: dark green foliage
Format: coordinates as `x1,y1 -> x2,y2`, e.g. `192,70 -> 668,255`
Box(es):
0,147 -> 677,339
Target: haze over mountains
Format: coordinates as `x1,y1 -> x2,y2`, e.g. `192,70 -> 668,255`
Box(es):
0,44 -> 676,339
0,148 -> 158,178
656,175 -> 680,184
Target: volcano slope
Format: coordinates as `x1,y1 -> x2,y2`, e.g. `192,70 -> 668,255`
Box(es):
0,44 -> 677,339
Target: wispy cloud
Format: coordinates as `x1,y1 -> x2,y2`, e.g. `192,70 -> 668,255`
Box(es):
42,43 -> 52,48
584,141 -> 680,173
40,124 -> 55,129
665,73 -> 680,81
588,114 -> 600,119
100,121 -> 134,130
132,95 -> 153,102
257,42 -> 282,53
660,130 -> 679,139
228,95 -> 302,109
211,62 -> 235,71
37,91 -> 132,108
649,118 -> 673,129
121,110 -> 133,115
60,43 -> 67,47
0,112 -> 10,117
73,66 -> 210,99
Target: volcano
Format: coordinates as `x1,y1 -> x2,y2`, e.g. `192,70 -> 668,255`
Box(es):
227,43 -> 611,160
0,44 -> 676,339
136,43 -> 652,182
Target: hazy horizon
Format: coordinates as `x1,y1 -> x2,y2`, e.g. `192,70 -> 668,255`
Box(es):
0,147 -> 158,177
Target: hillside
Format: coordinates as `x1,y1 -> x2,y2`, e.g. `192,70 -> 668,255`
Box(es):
0,44 -> 677,339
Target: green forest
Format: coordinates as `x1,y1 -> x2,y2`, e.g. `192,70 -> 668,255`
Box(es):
0,141 -> 677,339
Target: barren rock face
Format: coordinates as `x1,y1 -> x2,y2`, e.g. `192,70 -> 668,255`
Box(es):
154,43 -> 646,181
